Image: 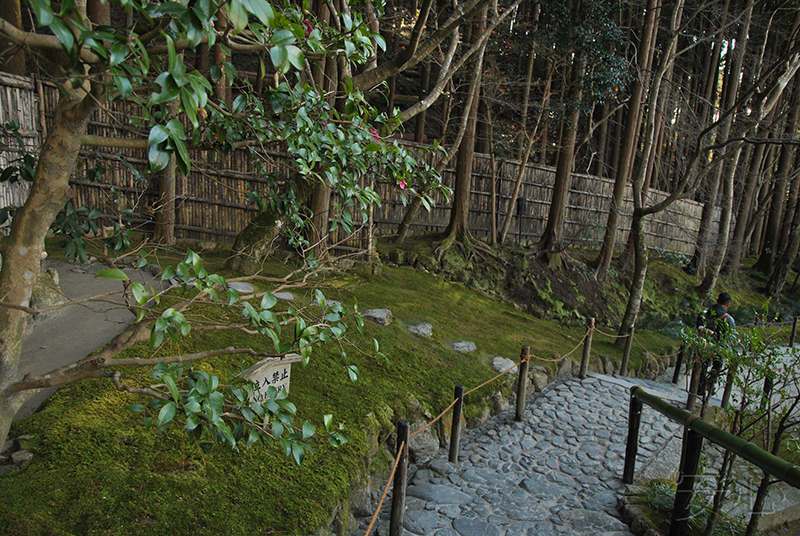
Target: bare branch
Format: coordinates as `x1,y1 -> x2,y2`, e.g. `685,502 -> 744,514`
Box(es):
109,346 -> 286,367
112,372 -> 169,400
10,367 -> 115,392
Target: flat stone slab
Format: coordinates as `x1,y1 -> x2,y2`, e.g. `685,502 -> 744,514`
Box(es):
362,308 -> 393,326
274,292 -> 294,301
227,282 -> 254,294
492,356 -> 517,374
452,517 -> 502,536
407,483 -> 473,504
557,509 -> 628,532
408,322 -> 433,338
452,341 -> 476,353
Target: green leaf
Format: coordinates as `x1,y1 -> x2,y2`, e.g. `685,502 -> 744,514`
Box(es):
131,282 -> 148,306
96,268 -> 129,281
157,401 -> 177,428
49,17 -> 75,53
260,292 -> 277,310
29,0 -> 54,25
148,144 -> 170,171
285,45 -> 304,71
127,404 -> 145,412
241,0 -> 275,25
323,414 -> 333,431
246,429 -> 260,449
163,375 -> 180,402
109,42 -> 127,67
185,414 -> 200,430
228,0 -> 248,28
347,365 -> 358,383
291,442 -> 305,466
271,29 -> 296,46
269,45 -> 289,74
302,421 -> 315,439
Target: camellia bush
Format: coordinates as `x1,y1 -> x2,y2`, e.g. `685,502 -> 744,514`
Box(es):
0,0 -> 449,455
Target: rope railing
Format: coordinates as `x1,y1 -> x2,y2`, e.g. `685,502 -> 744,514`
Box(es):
362,439 -> 405,536
362,318 -> 685,535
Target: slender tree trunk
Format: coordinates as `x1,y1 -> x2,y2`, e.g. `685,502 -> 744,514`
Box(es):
518,42 -> 536,161
441,12 -> 487,247
696,0 -> 755,298
154,154 -> 177,244
767,163 -> 800,297
594,0 -> 660,278
537,51 -> 585,269
154,100 -> 178,244
753,47 -> 800,274
0,0 -> 25,74
725,136 -> 767,277
0,90 -> 98,449
539,60 -> 553,165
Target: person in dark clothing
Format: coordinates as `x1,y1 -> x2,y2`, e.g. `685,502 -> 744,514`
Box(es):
696,293 -> 736,405
700,292 -> 736,338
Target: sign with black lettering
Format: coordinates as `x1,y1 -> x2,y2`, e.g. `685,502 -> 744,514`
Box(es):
241,354 -> 301,403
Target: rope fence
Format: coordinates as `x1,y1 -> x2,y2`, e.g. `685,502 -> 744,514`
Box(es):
362,319 -> 689,535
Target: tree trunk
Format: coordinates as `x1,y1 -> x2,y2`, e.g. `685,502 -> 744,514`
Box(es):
441,12 -> 487,246
725,136 -> 767,277
154,154 -> 177,244
618,208 -> 648,341
0,0 -> 25,75
594,0 -> 660,278
0,90 -> 97,449
753,60 -> 800,274
767,162 -> 800,298
696,0 -> 755,298
153,100 -> 179,244
227,177 -> 318,274
308,183 -> 332,262
537,52 -> 585,270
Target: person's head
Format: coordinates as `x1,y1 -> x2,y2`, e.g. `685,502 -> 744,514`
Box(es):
717,292 -> 732,308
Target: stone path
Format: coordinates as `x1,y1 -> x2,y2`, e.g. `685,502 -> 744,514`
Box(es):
354,373 -> 690,536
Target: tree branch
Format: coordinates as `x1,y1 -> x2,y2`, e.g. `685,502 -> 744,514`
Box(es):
0,17 -> 99,62
397,0 -> 522,125
10,367 -> 115,392
352,0 -> 495,91
108,346 -> 286,367
111,372 -> 169,400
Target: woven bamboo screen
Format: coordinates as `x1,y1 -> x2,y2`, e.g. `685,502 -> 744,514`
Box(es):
2,74 -> 709,255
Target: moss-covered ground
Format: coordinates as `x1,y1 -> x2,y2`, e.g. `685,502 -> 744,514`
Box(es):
2,236 -> 789,535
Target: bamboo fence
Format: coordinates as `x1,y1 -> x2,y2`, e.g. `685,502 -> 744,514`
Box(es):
1,73 -> 713,255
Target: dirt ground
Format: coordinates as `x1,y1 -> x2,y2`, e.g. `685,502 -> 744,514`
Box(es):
16,258 -> 162,419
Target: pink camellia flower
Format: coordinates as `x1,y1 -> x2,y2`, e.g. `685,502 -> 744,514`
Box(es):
303,21 -> 313,36
369,128 -> 380,142
398,180 -> 407,190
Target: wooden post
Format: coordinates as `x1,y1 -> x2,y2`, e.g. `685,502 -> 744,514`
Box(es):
672,343 -> 685,384
791,317 -> 798,347
721,363 -> 737,409
686,359 -> 701,412
669,427 -> 704,536
622,390 -> 643,484
389,420 -> 409,536
620,326 -> 635,376
515,345 -> 530,421
580,318 -> 595,379
449,386 -> 464,463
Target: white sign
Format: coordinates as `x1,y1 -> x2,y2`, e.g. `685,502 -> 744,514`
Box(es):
241,353 -> 302,403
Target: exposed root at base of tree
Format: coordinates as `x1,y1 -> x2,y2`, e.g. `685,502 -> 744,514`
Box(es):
435,232 -> 505,268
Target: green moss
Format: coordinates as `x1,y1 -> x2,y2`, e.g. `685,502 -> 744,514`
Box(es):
4,242 -> 682,535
